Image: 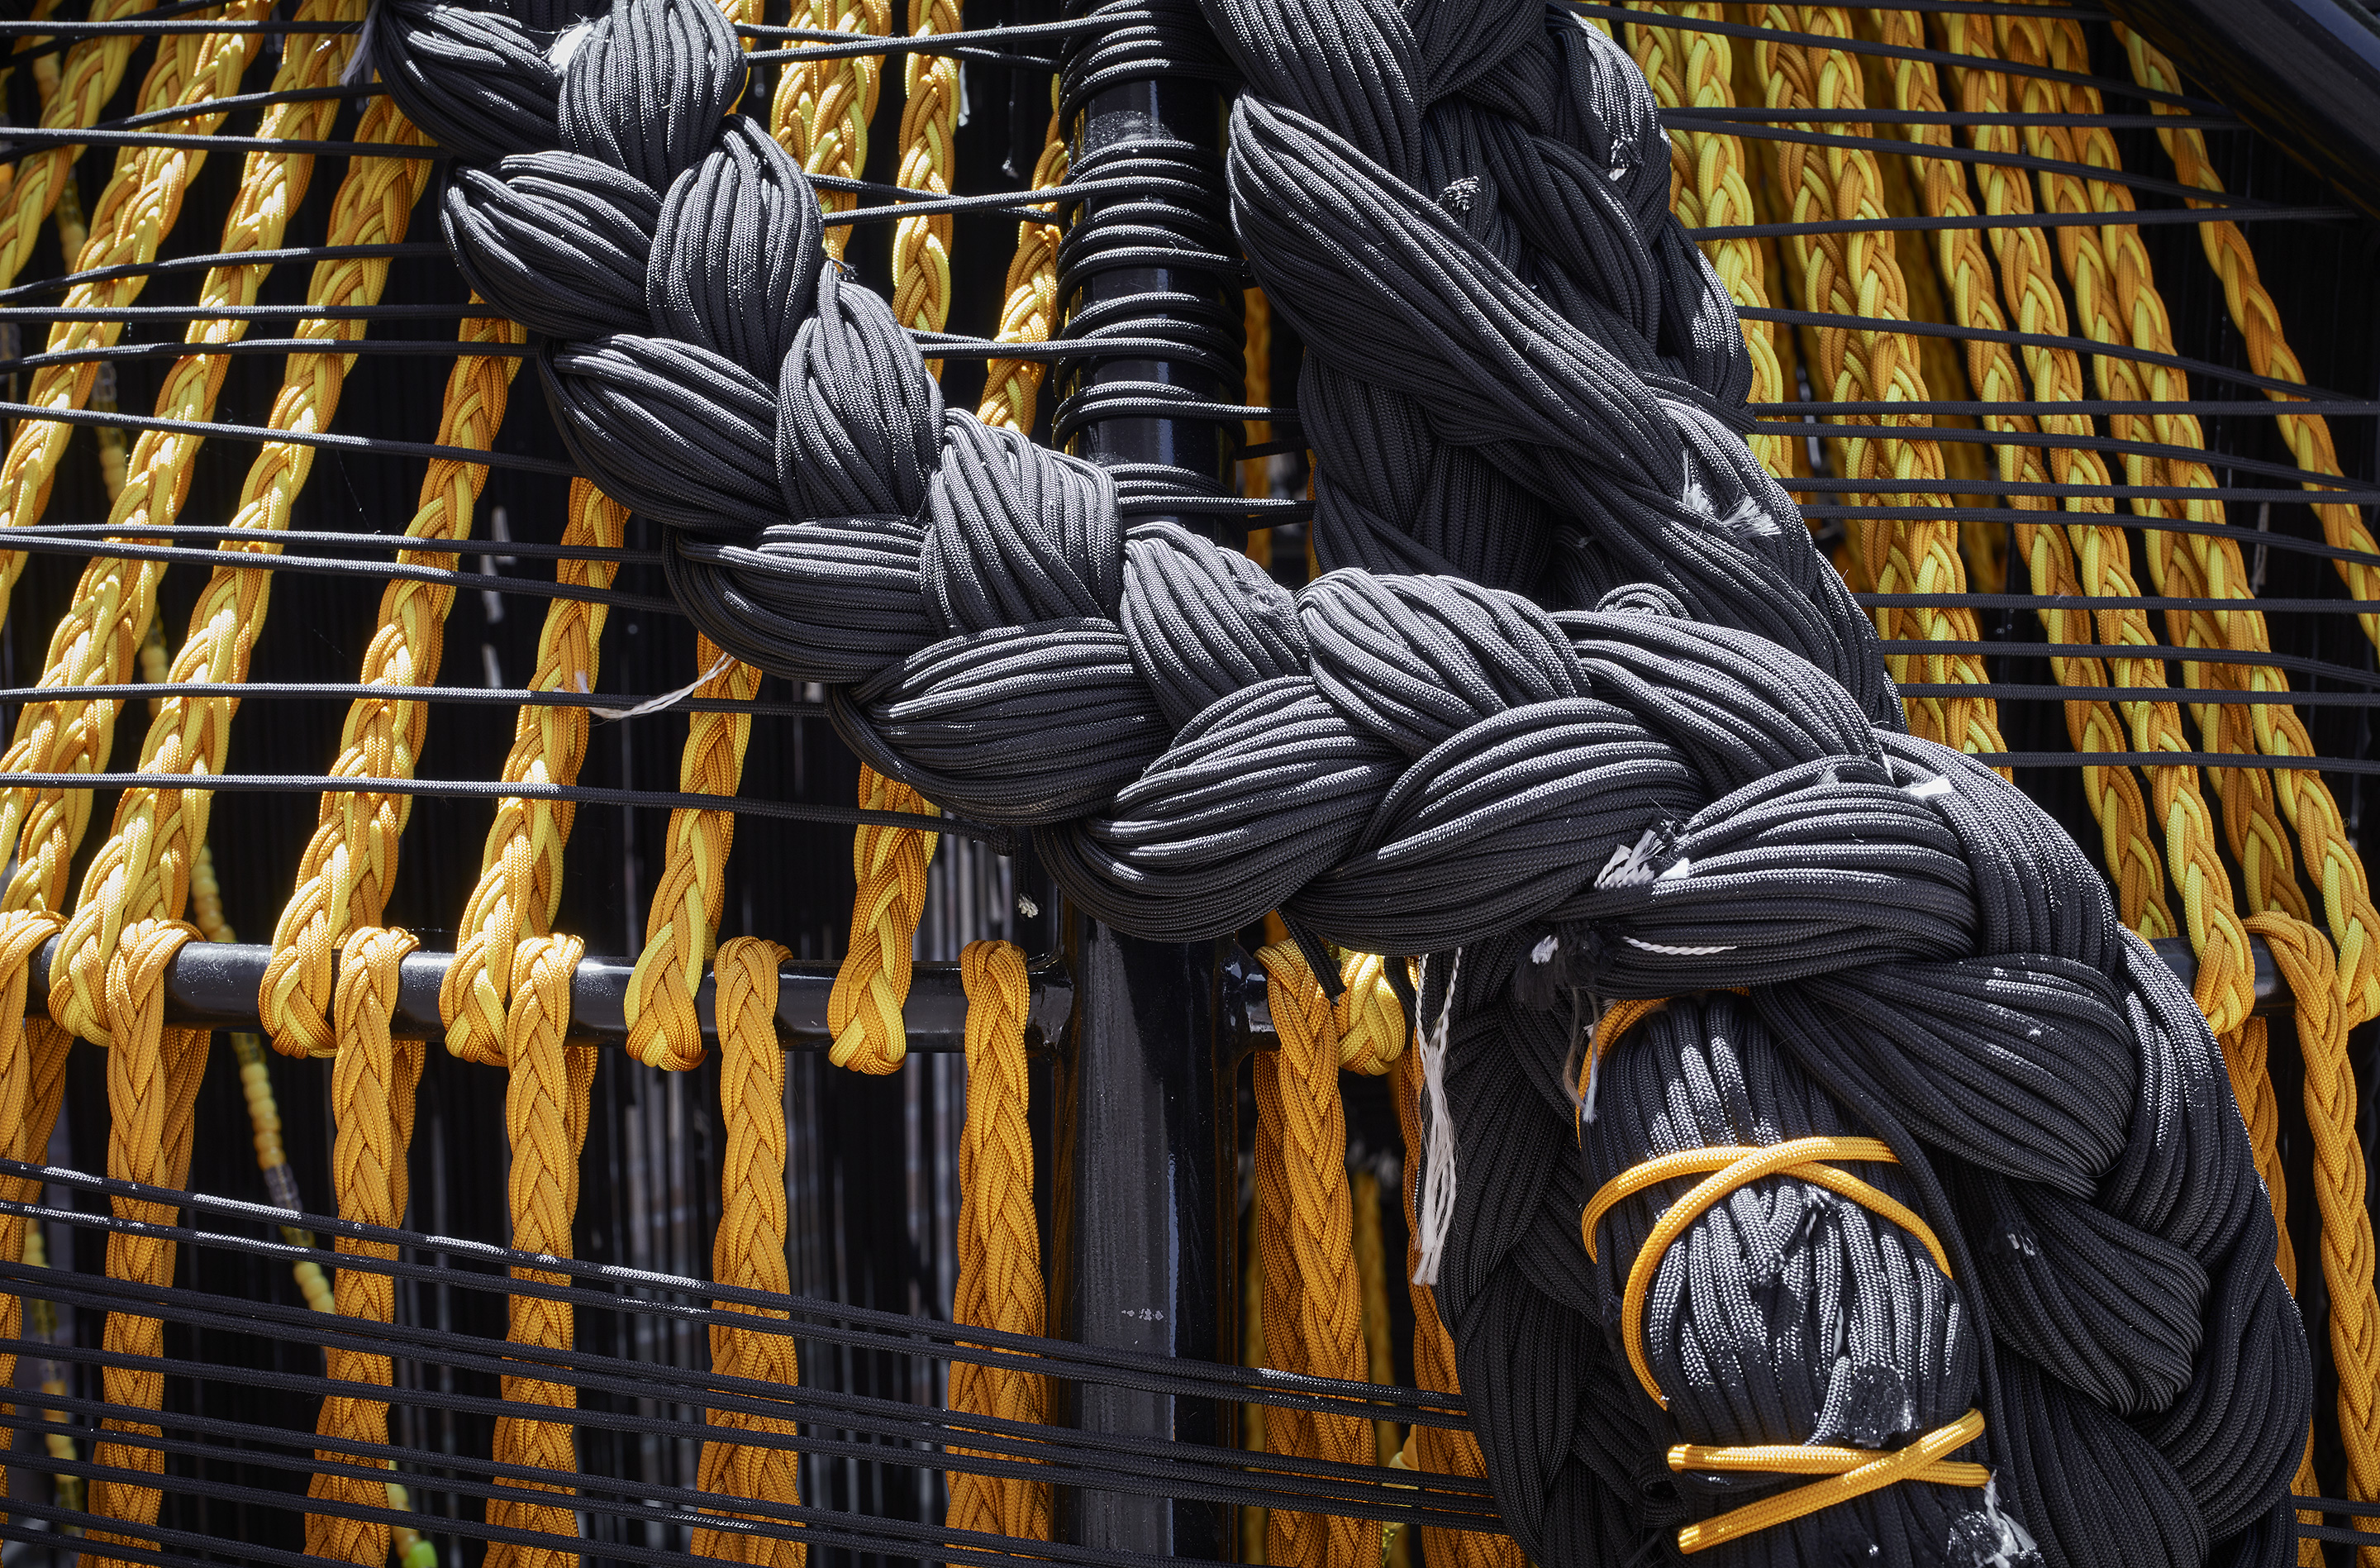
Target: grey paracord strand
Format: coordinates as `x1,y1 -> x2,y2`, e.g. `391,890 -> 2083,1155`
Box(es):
364,0 -> 2309,1562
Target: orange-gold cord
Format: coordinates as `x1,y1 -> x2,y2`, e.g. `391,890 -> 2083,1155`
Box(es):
1668,1409 -> 1988,1556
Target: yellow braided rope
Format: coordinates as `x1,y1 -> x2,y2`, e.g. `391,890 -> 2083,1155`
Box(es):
260,305 -> 526,1056
693,937 -> 806,1566
486,933 -> 595,1568
2116,29 -> 2380,654
624,638 -> 764,1070
307,927 -> 427,1566
1254,941 -> 1380,1568
440,478 -> 626,1064
947,939 -> 1050,1542
0,907 -> 70,1528
774,0 -> 889,260
1746,6 -> 2000,756
894,0 -> 961,355
0,0 -> 156,294
80,917 -> 206,1568
827,765 -> 937,1073
977,95 -> 1069,436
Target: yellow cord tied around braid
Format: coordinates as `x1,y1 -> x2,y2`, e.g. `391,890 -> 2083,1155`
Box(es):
949,939 -> 1050,1542
80,918 -> 207,1568
487,934 -> 595,1568
695,937 -> 806,1566
308,927 -> 427,1567
828,765 -> 937,1072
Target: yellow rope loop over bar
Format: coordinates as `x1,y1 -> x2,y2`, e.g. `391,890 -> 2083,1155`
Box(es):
1748,6 -> 2000,757
1391,1041 -> 1521,1568
827,765 -> 936,1074
977,97 -> 1069,436
0,0 -> 155,293
1254,940 -> 1373,1568
441,478 -> 626,1064
1333,950 -> 1406,1075
1668,1409 -> 1988,1556
49,103 -> 438,1046
776,0 -> 890,259
0,0 -> 268,602
261,306 -> 526,1057
693,937 -> 806,1565
947,938 -> 1050,1542
80,917 -> 206,1568
894,0 -> 962,357
0,5 -> 367,922
488,933 -> 595,1568
625,638 -> 764,1070
1621,3 -> 1793,479
2116,28 -> 2380,653
0,907 -> 69,1519
1891,13 -> 2262,1034
2249,912 -> 2380,1555
1998,8 -> 2380,1027
307,926 -> 426,1566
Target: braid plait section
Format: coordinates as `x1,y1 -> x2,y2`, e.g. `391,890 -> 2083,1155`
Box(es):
374,0 -> 2308,1561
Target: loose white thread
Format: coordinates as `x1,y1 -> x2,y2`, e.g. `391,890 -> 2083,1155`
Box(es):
1412,946 -> 1464,1289
1597,827 -> 1668,888
587,651 -> 735,722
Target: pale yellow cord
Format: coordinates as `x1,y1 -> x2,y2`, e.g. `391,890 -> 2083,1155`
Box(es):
774,0 -> 890,260
0,0 -> 158,296
827,765 -> 938,1073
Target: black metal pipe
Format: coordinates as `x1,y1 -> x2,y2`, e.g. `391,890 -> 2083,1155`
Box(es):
2105,0 -> 2380,222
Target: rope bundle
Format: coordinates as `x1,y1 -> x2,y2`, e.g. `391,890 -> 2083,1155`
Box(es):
368,0 -> 2310,1561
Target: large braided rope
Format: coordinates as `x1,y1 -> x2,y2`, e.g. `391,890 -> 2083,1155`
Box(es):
693,936 -> 806,1566
0,0 -> 155,293
79,918 -> 207,1568
307,927 -> 426,1566
948,938 -> 1050,1542
369,0 -> 2310,1559
772,0 -> 888,259
0,908 -> 70,1526
486,933 -> 595,1568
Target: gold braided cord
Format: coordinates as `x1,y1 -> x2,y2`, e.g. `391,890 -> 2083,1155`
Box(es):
1621,3 -> 1794,479
977,100 -> 1070,436
1995,7 -> 2380,1027
487,933 -> 596,1568
46,106 -> 439,1046
2115,27 -> 2380,654
947,939 -> 1051,1542
307,927 -> 426,1566
1745,6 -> 2000,756
440,478 -> 626,1064
80,918 -> 207,1568
259,305 -> 526,1058
827,765 -> 937,1073
1254,941 -> 1379,1568
894,0 -> 962,353
0,907 -> 71,1522
693,937 -> 807,1566
624,639 -> 765,1070
0,0 -> 156,294
776,0 -> 891,259
0,11 -> 368,923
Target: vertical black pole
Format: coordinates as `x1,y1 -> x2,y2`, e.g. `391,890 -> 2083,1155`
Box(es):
1051,6 -> 1241,1558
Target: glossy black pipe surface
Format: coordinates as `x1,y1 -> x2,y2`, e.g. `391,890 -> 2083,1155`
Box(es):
2107,0 -> 2380,221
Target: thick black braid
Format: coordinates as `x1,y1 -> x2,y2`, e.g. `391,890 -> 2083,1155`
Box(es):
366,0 -> 2307,1562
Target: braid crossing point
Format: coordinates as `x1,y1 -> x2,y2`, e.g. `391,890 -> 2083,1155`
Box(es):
374,0 -> 2307,1561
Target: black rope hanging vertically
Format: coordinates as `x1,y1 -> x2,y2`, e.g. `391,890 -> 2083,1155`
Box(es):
360,0 -> 2312,1562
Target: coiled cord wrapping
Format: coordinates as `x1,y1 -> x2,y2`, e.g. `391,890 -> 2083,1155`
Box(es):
364,0 -> 2311,1561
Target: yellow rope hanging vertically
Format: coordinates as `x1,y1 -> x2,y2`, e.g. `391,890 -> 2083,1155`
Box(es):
78,917 -> 206,1568
774,0 -> 888,260
486,933 -> 596,1568
260,303 -> 526,1056
693,937 -> 806,1566
0,0 -> 156,294
624,638 -> 764,1070
440,478 -> 626,1064
947,939 -> 1050,1542
978,94 -> 1070,436
307,927 -> 426,1566
893,0 -> 961,360
827,765 -> 937,1073
0,906 -> 69,1526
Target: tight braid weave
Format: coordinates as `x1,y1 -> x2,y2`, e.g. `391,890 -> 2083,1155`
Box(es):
371,0 -> 2311,1561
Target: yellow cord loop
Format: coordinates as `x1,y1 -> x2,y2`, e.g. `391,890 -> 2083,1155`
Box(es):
441,478 -> 626,1063
1254,940 -> 1373,1568
626,637 -> 764,1070
827,765 -> 937,1073
1668,1410 -> 1989,1556
307,926 -> 426,1565
261,305 -> 526,1056
0,0 -> 157,295
80,918 -> 207,1568
773,0 -> 888,260
487,933 -> 595,1568
693,937 -> 807,1566
948,939 -> 1050,1542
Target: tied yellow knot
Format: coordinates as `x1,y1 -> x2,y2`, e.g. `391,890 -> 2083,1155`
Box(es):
827,765 -> 935,1074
